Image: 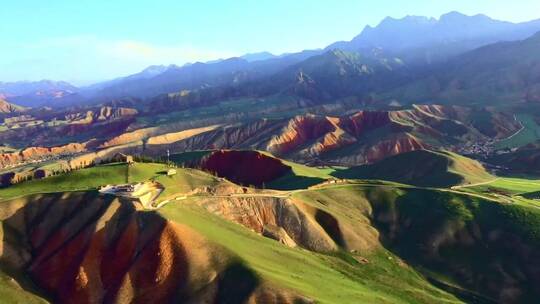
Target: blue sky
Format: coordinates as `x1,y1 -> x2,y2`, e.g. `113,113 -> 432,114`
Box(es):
1,0 -> 540,85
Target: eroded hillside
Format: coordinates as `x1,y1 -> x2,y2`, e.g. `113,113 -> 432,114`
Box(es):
0,158 -> 538,303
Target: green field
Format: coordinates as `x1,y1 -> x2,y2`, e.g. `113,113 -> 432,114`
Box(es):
495,114 -> 540,149
160,181 -> 540,303
464,177 -> 540,196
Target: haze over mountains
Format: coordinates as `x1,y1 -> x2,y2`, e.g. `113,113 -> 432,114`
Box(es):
393,31 -> 540,104
0,80 -> 78,107
3,11 -> 540,108
328,11 -> 540,63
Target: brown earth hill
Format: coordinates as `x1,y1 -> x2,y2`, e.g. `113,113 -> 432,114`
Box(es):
0,192 -> 310,304
0,99 -> 26,114
146,104 -> 520,165
0,104 -> 521,169
198,150 -> 292,187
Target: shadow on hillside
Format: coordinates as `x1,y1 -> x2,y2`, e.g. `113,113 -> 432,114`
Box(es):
0,191 -> 264,303
314,209 -> 346,247
367,188 -> 539,304
332,165 -> 464,188
0,192 -> 190,302
214,262 -> 260,304
268,173 -> 326,190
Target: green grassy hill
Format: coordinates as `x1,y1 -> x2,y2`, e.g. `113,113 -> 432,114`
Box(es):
264,153 -> 339,190
160,196 -> 461,304
1,156 -> 540,303
334,150 -> 493,188
170,150 -> 339,190
0,162 -> 220,202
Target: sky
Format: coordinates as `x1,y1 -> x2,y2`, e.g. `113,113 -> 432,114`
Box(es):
1,0 -> 540,85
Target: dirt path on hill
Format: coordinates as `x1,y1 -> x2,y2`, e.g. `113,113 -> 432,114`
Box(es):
450,178 -> 499,190
494,114 -> 524,145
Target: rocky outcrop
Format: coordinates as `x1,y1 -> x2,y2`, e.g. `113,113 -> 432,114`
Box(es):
267,115 -> 359,157
262,225 -> 297,247
196,196 -> 338,252
365,133 -> 426,162
3,114 -> 34,125
146,119 -> 283,154
340,110 -> 393,136
267,115 -> 337,155
68,142 -> 144,170
194,193 -> 380,254
65,106 -> 138,124
0,142 -> 142,186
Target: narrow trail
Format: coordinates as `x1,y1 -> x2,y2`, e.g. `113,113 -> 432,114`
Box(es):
153,176 -> 522,210
450,178 -> 500,190
180,181 -> 501,204
493,114 -> 524,145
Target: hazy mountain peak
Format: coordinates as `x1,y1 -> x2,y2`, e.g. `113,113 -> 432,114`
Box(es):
140,65 -> 171,77
240,52 -> 277,62
439,11 -> 494,23
326,11 -> 540,64
0,80 -> 77,93
439,11 -> 467,20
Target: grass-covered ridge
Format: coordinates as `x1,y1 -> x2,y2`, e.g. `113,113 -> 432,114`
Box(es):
0,162 -> 220,202
333,150 -> 493,188
291,184 -> 540,303
159,195 -> 462,304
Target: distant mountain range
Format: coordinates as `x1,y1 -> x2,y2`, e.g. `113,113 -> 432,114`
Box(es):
240,52 -> 277,62
328,11 -> 540,64
3,11 -> 540,109
390,31 -> 540,105
86,11 -> 540,106
0,80 -> 79,108
81,49 -> 322,100
0,80 -> 77,97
